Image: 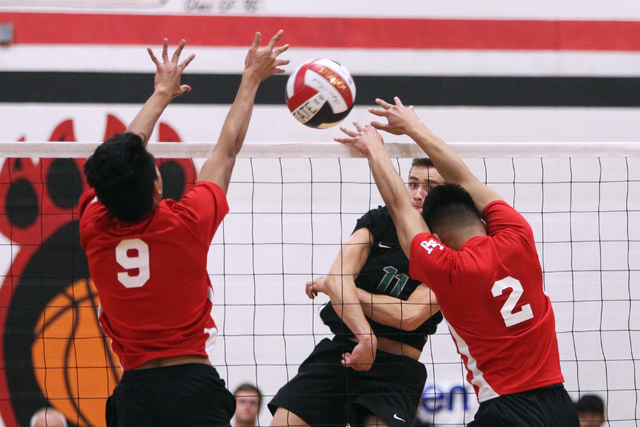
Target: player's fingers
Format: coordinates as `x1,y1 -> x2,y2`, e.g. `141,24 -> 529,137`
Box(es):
376,98 -> 393,109
162,39 -> 169,61
268,29 -> 284,49
370,121 -> 388,130
341,352 -> 351,367
171,39 -> 186,63
180,84 -> 191,93
368,107 -> 387,117
251,32 -> 262,50
339,125 -> 358,137
305,285 -> 314,299
353,121 -> 366,132
273,44 -> 290,56
147,47 -> 160,65
394,96 -> 404,106
179,53 -> 196,71
334,137 -> 354,144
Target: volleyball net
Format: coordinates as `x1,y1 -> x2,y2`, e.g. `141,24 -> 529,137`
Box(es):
0,141 -> 638,426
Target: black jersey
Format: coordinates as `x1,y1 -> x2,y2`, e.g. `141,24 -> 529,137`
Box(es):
320,206 -> 443,351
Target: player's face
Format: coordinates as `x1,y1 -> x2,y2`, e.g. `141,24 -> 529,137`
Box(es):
234,391 -> 260,424
406,166 -> 444,213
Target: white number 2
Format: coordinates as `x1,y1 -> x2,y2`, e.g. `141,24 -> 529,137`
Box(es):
115,238 -> 150,288
491,277 -> 534,327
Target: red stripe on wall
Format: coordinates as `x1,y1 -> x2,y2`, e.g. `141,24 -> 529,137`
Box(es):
0,13 -> 640,51
0,12 -> 639,51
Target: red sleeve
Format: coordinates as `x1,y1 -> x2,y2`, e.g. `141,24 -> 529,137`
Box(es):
172,181 -> 229,243
409,232 -> 451,294
482,200 -> 538,267
78,188 -> 97,219
483,200 -> 535,245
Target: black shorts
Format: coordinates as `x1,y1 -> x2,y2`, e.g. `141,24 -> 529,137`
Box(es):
106,363 -> 236,427
468,384 -> 580,427
268,337 -> 426,427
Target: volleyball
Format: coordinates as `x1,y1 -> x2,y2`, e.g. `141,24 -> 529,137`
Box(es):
285,58 -> 356,129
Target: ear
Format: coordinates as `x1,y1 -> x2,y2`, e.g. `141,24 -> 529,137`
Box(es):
432,232 -> 442,242
152,177 -> 163,203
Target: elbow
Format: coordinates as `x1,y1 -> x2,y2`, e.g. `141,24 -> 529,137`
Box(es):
398,314 -> 421,331
397,308 -> 429,331
323,275 -> 347,298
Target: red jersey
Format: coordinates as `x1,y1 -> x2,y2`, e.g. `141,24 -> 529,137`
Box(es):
409,200 -> 564,402
79,182 -> 229,371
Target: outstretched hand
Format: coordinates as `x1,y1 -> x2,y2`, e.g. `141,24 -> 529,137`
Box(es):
335,121 -> 385,157
147,39 -> 195,99
244,30 -> 290,82
369,96 -> 421,136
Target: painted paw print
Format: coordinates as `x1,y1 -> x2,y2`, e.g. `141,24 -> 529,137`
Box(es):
0,116 -> 197,427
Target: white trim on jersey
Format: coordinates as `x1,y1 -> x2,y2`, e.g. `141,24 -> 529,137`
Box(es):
204,286 -> 218,365
447,320 -> 499,403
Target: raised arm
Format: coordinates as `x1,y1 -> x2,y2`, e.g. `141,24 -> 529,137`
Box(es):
197,31 -> 289,192
335,123 -> 426,259
356,284 -> 439,331
127,39 -> 195,146
369,97 -> 502,212
306,227 -> 377,371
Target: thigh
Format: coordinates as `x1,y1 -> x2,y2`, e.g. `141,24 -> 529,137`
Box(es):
108,364 -> 235,427
362,415 -> 389,427
156,365 -> 235,427
271,407 -> 311,427
348,352 -> 426,427
106,382 -> 160,427
470,386 -> 579,427
268,338 -> 351,426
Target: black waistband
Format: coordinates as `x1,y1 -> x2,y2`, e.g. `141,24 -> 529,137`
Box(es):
121,363 -> 216,382
528,383 -> 564,392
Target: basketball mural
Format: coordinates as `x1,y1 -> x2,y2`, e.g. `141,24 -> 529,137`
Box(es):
0,117 -> 196,427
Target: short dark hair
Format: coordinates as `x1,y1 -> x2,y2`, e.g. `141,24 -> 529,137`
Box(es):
234,383 -> 263,407
409,158 -> 435,179
411,158 -> 435,169
84,132 -> 158,222
576,394 -> 605,416
422,183 -> 481,235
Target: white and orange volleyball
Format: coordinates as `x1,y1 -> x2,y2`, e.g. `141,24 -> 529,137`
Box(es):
285,58 -> 356,129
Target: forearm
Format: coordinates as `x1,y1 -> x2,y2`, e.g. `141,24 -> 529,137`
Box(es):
197,72 -> 261,188
405,121 -> 471,185
126,90 -> 174,147
367,145 -> 426,255
325,274 -> 374,342
357,285 -> 439,331
216,71 -> 261,157
356,289 -> 421,331
405,121 -> 502,209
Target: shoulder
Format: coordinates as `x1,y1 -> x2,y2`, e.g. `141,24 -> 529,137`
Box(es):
178,182 -> 229,212
355,205 -> 392,229
79,189 -> 97,216
483,200 -> 534,240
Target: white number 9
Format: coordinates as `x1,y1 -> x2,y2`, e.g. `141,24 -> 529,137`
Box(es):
115,238 -> 150,288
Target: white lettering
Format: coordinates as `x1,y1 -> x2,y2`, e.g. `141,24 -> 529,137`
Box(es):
420,239 -> 443,254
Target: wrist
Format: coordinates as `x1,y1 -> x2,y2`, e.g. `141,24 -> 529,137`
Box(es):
356,331 -> 376,347
241,69 -> 262,86
405,120 -> 429,140
150,88 -> 174,104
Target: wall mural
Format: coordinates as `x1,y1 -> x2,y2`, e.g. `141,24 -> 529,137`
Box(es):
0,117 -> 195,426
